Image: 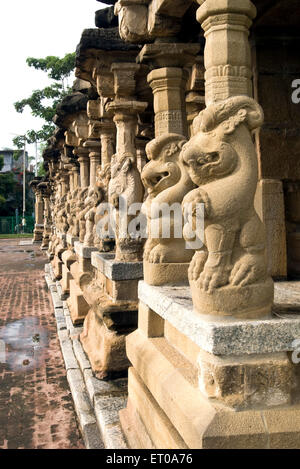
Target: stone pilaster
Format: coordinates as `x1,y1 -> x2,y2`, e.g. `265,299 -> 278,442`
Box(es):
33,187 -> 44,242
106,62 -> 148,262
138,43 -> 200,138
197,0 -> 256,105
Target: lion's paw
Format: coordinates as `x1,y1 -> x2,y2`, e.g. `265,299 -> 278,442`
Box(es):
188,251 -> 207,281
198,266 -> 230,293
230,254 -> 266,287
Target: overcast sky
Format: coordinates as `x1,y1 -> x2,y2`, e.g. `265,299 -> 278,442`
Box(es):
1,1 -> 107,157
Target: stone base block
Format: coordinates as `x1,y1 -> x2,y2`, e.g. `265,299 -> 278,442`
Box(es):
67,279 -> 90,325
123,368 -> 188,449
255,179 -> 287,278
91,252 -> 143,281
91,252 -> 142,302
51,257 -> 63,280
80,305 -> 136,379
144,261 -> 189,286
138,281 -> 300,356
61,264 -> 72,296
62,249 -> 77,269
119,399 -> 155,450
33,225 -> 44,242
33,234 -> 43,242
67,234 -> 79,246
120,281 -> 300,448
75,241 -> 98,259
122,329 -> 300,448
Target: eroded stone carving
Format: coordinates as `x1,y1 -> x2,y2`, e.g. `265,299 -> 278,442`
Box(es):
182,96 -> 274,318
77,187 -> 89,243
84,186 -> 104,247
141,133 -> 195,285
108,151 -> 144,261
94,164 -> 113,252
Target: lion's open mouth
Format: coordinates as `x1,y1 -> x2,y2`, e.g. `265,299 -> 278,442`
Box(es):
143,171 -> 170,193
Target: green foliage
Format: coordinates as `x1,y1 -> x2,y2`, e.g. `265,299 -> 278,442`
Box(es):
13,149 -> 23,161
13,52 -> 75,148
0,194 -> 6,207
37,162 -> 46,177
26,53 -> 75,82
0,155 -> 4,172
0,171 -> 34,216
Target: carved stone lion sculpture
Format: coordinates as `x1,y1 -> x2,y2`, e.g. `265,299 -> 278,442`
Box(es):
94,164 -> 113,252
182,96 -> 274,318
83,186 -> 103,247
141,134 -> 195,285
76,187 -> 89,243
108,153 -> 144,262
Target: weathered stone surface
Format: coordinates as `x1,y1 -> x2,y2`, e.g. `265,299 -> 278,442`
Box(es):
80,307 -> 132,378
53,92 -> 89,130
95,6 -> 118,28
198,351 -> 294,410
74,241 -> 98,259
138,281 -> 300,356
73,338 -> 91,372
59,333 -> 79,370
67,369 -> 103,449
84,371 -> 127,405
66,234 -> 79,246
91,252 -> 143,280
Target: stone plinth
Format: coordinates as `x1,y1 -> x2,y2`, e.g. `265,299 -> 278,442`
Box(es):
120,281 -> 300,448
33,224 -> 44,243
74,241 -> 98,260
67,242 -> 98,325
91,252 -> 143,282
80,253 -> 144,379
137,281 -> 300,356
67,234 -> 79,246
57,232 -> 67,242
255,179 -> 287,278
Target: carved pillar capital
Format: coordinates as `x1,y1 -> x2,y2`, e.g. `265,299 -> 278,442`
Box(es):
76,147 -> 90,189
99,120 -> 116,169
196,0 -> 256,104
108,100 -> 148,158
111,62 -> 141,99
147,67 -> 189,137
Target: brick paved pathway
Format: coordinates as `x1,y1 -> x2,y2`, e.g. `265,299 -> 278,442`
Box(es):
0,239 -> 84,449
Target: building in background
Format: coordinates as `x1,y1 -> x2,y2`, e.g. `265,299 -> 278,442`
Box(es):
0,148 -> 31,173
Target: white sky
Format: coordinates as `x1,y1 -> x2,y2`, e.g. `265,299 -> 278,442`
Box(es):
0,0 -> 107,157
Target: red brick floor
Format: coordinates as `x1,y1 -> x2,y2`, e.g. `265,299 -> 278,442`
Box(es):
0,239 -> 84,449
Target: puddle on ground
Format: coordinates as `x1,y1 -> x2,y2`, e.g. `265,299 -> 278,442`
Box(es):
0,317 -> 49,372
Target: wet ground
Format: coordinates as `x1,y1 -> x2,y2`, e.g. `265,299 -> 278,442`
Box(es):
0,239 -> 84,449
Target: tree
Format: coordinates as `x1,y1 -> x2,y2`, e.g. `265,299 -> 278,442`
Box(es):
0,155 -> 4,172
13,53 -> 75,148
0,171 -> 34,216
37,162 -> 46,177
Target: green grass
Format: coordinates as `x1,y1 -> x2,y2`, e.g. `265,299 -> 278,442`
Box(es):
0,233 -> 33,239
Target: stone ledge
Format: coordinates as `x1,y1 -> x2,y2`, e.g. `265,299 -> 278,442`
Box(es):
91,252 -> 143,281
74,241 -> 99,259
46,268 -> 128,450
57,231 -> 67,241
66,234 -> 79,246
138,281 -> 300,356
